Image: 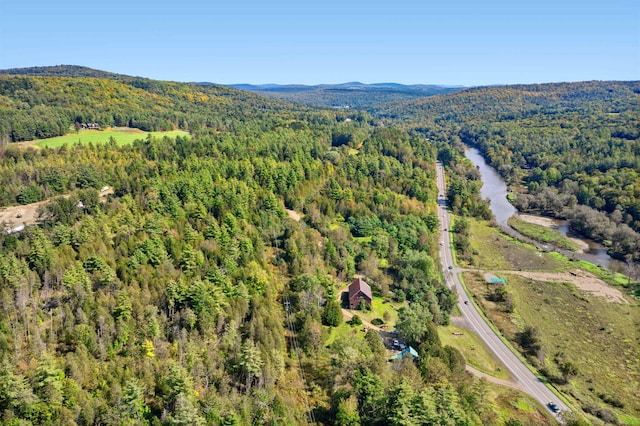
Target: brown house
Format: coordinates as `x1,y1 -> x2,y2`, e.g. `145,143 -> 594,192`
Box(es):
348,278 -> 372,309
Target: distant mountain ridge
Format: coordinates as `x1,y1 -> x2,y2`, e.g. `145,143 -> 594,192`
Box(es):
227,82 -> 463,92
222,82 -> 465,108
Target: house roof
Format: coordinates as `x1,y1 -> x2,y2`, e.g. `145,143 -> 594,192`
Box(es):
348,277 -> 372,300
390,346 -> 419,360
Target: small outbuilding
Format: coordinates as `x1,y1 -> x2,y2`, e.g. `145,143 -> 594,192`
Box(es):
390,346 -> 419,361
348,277 -> 372,309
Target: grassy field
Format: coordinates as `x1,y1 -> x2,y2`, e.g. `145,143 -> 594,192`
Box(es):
325,319 -> 364,347
356,297 -> 401,328
507,216 -> 580,251
338,289 -> 401,329
34,128 -> 189,148
462,220 -> 640,424
469,219 -> 631,290
439,323 -> 512,381
466,219 -> 568,271
353,236 -> 372,244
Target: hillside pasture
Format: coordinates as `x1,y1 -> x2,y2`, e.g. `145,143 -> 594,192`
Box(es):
20,128 -> 190,148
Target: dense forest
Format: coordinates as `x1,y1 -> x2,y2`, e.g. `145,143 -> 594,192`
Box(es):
0,68 -> 543,425
374,81 -> 640,261
0,67 -> 634,425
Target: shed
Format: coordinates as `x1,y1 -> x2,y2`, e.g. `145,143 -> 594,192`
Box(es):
348,277 -> 372,309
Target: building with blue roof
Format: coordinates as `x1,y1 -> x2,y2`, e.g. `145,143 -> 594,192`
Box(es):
390,346 -> 419,361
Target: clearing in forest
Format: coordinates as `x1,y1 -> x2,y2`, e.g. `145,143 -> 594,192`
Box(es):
0,187 -> 114,231
13,128 -> 190,149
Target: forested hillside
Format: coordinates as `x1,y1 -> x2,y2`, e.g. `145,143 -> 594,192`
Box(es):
0,65 -> 134,80
0,66 -> 318,142
375,81 -> 640,261
0,70 -> 540,425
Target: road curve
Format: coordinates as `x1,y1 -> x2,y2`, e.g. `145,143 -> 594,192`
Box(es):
435,161 -> 570,422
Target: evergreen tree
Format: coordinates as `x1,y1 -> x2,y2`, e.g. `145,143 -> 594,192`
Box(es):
322,299 -> 342,327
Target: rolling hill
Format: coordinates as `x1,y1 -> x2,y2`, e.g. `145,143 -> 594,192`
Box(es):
0,65 -> 318,142
225,81 -> 464,108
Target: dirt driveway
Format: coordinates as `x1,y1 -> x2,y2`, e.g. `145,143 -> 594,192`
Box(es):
0,200 -> 49,229
497,269 -> 629,304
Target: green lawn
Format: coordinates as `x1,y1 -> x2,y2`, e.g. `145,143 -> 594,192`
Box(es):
353,236 -> 372,244
325,320 -> 362,347
358,297 -> 401,328
35,128 -> 190,148
328,216 -> 346,231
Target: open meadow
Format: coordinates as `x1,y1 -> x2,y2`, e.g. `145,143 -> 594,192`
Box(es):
459,220 -> 640,424
17,128 -> 190,148
465,219 -> 568,271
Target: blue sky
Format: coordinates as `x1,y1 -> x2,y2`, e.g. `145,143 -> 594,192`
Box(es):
1,0 -> 638,85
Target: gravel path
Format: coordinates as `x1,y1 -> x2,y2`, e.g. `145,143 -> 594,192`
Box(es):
465,365 -> 523,391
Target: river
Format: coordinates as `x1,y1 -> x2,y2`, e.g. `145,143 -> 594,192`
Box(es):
464,147 -> 517,227
464,147 -> 616,269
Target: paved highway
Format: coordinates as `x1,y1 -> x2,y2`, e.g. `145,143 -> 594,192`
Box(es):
435,161 -> 570,422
